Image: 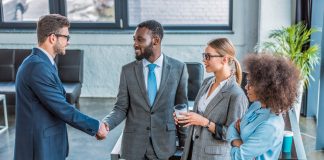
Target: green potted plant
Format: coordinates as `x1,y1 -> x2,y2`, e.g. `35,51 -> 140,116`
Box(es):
258,22 -> 319,121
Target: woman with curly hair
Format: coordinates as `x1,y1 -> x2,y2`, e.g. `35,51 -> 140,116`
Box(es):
176,38 -> 248,160
227,54 -> 300,160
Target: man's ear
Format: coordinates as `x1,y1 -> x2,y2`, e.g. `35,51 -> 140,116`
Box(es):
48,34 -> 56,44
152,36 -> 160,45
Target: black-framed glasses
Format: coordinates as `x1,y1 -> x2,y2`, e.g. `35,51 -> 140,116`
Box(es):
54,34 -> 70,41
202,52 -> 223,60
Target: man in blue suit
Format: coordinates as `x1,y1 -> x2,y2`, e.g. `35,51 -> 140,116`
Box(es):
14,14 -> 108,160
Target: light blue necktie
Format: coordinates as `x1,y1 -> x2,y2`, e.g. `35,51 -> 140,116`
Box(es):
147,64 -> 157,107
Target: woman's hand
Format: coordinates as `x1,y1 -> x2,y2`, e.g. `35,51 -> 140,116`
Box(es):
235,119 -> 241,134
178,112 -> 208,127
231,139 -> 243,147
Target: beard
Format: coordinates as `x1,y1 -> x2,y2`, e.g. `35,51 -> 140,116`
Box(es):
54,41 -> 66,56
135,43 -> 154,61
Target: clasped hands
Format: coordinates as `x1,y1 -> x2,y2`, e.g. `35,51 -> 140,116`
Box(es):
96,122 -> 109,140
173,112 -> 209,127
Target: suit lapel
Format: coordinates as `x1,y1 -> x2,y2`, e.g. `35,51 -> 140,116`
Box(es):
203,76 -> 236,117
192,78 -> 212,113
33,48 -> 66,95
203,89 -> 224,117
152,56 -> 171,111
134,61 -> 151,110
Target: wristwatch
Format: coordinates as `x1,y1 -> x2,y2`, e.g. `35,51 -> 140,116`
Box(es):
204,119 -> 211,129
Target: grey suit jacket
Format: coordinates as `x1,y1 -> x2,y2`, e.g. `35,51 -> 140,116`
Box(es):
181,76 -> 248,160
103,55 -> 188,159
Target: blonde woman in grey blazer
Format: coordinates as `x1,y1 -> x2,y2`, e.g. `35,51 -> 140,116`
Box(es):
176,38 -> 248,160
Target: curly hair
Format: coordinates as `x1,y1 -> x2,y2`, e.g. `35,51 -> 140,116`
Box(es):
244,53 -> 300,114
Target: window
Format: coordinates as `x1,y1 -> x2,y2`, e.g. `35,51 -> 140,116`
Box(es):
66,0 -> 115,23
0,0 -> 232,31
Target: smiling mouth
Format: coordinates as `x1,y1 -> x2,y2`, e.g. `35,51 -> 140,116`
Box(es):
134,49 -> 141,54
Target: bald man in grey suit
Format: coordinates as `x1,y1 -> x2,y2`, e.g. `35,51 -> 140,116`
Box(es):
101,20 -> 188,159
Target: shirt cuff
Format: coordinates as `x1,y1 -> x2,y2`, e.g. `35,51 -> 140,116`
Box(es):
227,123 -> 240,142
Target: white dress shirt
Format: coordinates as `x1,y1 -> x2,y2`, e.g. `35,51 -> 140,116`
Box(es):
142,54 -> 164,91
197,77 -> 228,113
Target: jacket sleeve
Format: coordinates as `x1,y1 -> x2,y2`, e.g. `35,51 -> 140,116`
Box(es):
230,123 -> 278,160
29,62 -> 99,136
213,93 -> 248,140
102,66 -> 129,130
226,121 -> 241,143
175,63 -> 189,147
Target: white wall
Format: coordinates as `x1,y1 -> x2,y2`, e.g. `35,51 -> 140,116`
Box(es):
258,0 -> 292,44
0,0 -> 291,97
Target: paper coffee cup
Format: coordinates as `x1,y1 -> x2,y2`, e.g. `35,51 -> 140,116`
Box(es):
282,131 -> 294,152
174,104 -> 187,118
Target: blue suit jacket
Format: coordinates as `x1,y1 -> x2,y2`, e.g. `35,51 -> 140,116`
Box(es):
14,48 -> 99,160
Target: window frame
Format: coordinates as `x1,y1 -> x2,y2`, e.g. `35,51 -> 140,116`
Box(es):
0,0 -> 233,31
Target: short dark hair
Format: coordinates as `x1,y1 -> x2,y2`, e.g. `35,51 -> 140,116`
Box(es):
137,20 -> 164,41
244,53 -> 300,114
37,14 -> 70,44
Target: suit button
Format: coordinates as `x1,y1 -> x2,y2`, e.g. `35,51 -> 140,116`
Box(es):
146,127 -> 150,130
151,112 -> 154,114
195,135 -> 199,139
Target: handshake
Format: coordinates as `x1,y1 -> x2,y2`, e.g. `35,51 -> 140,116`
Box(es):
96,122 -> 109,140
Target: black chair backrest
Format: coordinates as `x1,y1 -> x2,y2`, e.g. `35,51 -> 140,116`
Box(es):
0,49 -> 15,82
56,50 -> 84,83
185,62 -> 204,101
14,49 -> 31,78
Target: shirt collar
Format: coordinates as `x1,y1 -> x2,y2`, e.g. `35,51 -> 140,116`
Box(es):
37,47 -> 55,65
211,76 -> 230,86
252,101 -> 271,114
143,54 -> 164,67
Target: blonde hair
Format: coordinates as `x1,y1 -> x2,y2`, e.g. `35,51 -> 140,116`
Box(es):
207,38 -> 242,84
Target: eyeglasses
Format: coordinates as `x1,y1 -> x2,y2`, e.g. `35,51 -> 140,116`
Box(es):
54,34 -> 70,41
202,52 -> 223,60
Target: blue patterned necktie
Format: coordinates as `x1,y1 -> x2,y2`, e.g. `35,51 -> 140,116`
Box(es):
147,64 -> 157,107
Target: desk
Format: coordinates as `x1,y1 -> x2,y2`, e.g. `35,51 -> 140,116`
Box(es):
279,109 -> 307,160
0,94 -> 8,134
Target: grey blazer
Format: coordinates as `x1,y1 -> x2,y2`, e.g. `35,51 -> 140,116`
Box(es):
181,76 -> 248,160
103,55 -> 188,159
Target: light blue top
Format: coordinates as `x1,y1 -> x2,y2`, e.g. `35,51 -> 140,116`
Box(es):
227,101 -> 284,160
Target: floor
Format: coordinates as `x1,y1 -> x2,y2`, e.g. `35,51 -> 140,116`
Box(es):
0,98 -> 125,160
0,98 -> 324,160
299,116 -> 324,159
